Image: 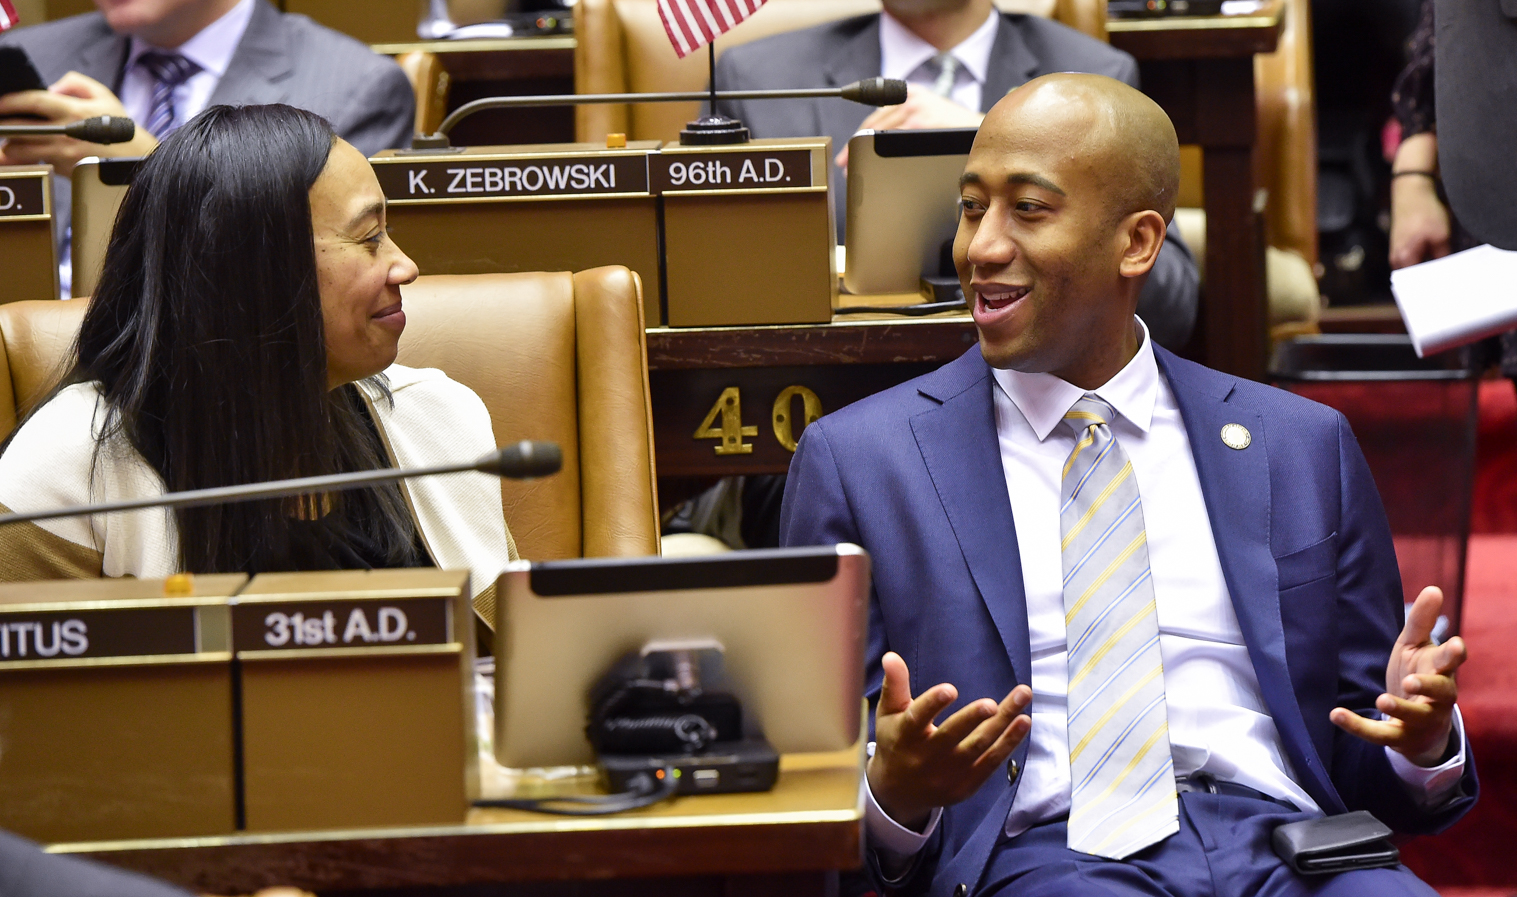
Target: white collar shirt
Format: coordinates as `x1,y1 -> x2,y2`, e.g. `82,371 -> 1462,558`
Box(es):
119,0 -> 256,135
879,6 -> 998,115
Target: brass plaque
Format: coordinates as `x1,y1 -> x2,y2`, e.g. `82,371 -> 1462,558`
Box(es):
374,150 -> 652,203
0,606 -> 197,663
651,149 -> 815,193
232,597 -> 453,654
0,170 -> 49,221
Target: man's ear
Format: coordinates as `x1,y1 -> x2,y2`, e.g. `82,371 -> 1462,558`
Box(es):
1117,210 -> 1167,279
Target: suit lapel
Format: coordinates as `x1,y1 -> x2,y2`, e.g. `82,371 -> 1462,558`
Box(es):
1157,350 -> 1340,808
208,0 -> 293,106
981,13 -> 1040,112
817,16 -> 883,152
76,24 -> 131,94
909,349 -> 1032,687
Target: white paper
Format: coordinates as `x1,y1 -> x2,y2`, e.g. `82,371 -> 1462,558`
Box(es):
1389,244 -> 1517,357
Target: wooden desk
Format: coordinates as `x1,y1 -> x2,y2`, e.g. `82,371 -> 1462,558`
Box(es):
1110,2 -> 1285,381
50,753 -> 863,895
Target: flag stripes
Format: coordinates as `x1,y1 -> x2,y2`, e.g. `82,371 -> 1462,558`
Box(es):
657,0 -> 768,58
0,0 -> 20,33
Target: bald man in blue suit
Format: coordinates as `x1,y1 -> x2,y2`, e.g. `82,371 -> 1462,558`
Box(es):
780,74 -> 1474,897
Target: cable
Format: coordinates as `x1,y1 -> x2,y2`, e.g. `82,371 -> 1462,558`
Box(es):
472,765 -> 679,816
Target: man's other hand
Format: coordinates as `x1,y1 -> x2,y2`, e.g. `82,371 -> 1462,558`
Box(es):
835,85 -> 985,170
0,72 -> 160,175
868,651 -> 1031,830
1331,586 -> 1468,767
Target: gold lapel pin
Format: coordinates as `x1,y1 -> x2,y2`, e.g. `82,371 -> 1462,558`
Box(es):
1220,423 -> 1252,450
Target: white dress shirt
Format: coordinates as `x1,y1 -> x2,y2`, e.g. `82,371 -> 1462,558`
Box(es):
879,6 -> 999,115
119,0 -> 256,133
865,319 -> 1467,857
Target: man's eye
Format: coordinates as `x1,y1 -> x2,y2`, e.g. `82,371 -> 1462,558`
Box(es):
1015,201 -> 1043,213
959,198 -> 984,214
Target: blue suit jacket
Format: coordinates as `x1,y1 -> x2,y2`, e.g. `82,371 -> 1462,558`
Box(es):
779,344 -> 1477,896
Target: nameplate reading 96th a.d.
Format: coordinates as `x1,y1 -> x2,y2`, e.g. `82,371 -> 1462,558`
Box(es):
651,149 -> 815,193
0,606 -> 199,663
0,171 -> 49,222
231,598 -> 452,654
373,153 -> 652,203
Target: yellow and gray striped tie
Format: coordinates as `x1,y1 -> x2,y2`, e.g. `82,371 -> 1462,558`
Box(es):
1060,394 -> 1178,858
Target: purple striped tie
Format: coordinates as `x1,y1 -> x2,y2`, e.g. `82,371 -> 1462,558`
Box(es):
137,50 -> 202,140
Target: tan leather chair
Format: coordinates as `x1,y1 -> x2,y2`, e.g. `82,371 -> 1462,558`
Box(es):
1172,0 -> 1320,330
0,267 -> 659,562
574,0 -> 1108,144
396,51 -> 452,138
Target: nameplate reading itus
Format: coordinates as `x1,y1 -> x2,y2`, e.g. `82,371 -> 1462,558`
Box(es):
0,170 -> 50,222
0,606 -> 198,663
232,598 -> 452,654
651,149 -> 815,193
374,153 -> 652,203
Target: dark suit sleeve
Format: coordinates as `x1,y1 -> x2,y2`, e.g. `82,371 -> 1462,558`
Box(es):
779,423 -> 944,895
335,60 -> 415,154
0,830 -> 193,897
1138,226 -> 1200,350
1325,412 -> 1477,834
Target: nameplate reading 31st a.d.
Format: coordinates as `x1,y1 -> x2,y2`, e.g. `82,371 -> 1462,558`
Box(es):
374,153 -> 652,202
231,598 -> 453,654
0,172 -> 49,221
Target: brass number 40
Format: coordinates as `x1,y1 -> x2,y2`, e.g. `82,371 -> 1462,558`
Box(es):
694,387 -> 758,455
772,386 -> 823,452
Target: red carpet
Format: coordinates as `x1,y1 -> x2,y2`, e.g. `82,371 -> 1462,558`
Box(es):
1402,381 -> 1517,893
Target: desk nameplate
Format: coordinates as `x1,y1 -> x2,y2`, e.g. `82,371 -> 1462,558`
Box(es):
0,168 -> 51,223
0,604 -> 232,668
374,151 -> 653,203
651,149 -> 816,194
231,597 -> 454,655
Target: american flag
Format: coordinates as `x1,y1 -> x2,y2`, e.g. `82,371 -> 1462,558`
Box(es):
0,0 -> 19,32
657,0 -> 769,59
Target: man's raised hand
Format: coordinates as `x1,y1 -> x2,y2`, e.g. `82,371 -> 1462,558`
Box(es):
1330,586 -> 1467,766
868,651 -> 1031,830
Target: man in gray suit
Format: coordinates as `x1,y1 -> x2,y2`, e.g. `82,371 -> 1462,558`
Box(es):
714,0 -> 1199,349
0,0 -> 414,283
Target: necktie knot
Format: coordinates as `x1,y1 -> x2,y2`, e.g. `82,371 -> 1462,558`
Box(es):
1063,394 -> 1116,434
138,51 -> 201,89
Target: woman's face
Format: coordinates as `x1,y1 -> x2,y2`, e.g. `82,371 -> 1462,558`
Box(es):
309,140 -> 419,390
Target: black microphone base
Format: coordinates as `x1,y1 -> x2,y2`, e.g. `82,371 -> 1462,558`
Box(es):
680,115 -> 750,146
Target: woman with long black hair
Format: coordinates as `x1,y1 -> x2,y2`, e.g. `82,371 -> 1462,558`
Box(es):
0,103 -> 515,608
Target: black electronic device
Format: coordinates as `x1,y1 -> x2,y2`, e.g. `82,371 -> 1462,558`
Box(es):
588,646 -> 779,796
0,47 -> 48,119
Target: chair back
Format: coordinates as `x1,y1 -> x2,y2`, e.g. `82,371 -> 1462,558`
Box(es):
574,0 -> 1106,143
0,268 -> 659,562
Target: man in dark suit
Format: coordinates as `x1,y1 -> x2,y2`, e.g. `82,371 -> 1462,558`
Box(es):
780,73 -> 1474,896
714,0 -> 1197,348
0,0 -> 413,278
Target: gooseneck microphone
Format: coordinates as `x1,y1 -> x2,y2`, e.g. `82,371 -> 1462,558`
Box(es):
414,78 -> 909,149
0,115 -> 137,144
0,440 -> 562,529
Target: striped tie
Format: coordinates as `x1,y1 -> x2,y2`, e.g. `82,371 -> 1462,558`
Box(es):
137,51 -> 202,140
929,52 -> 960,98
1059,394 -> 1178,859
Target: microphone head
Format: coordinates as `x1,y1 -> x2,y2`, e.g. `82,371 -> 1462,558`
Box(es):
64,115 -> 137,145
841,78 -> 909,107
477,441 -> 564,479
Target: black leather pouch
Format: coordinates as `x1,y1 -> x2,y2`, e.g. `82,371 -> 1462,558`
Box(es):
1271,811 -> 1399,875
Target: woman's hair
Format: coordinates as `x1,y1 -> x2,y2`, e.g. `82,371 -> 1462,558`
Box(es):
68,103 -> 419,573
